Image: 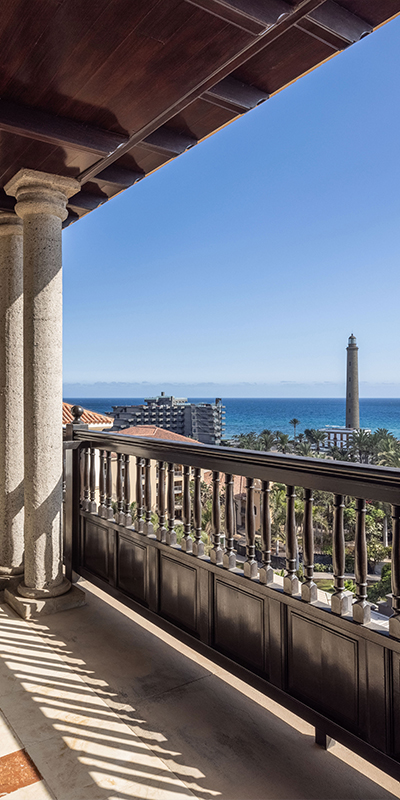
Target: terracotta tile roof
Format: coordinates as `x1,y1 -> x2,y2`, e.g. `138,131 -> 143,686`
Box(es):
62,402 -> 113,427
118,425 -> 197,443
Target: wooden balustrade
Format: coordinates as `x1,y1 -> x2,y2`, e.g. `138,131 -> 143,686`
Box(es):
284,485 -> 298,595
157,461 -> 167,542
167,462 -> 177,545
144,458 -> 154,535
136,456 -> 144,533
192,467 -> 204,556
223,473 -> 236,569
259,480 -> 272,584
181,465 -> 193,553
66,429 -> 400,637
302,488 -> 316,602
64,429 -> 400,776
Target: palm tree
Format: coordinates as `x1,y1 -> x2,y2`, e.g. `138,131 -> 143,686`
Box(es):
289,418 -> 300,439
275,432 -> 291,453
259,429 -> 276,451
295,441 -> 313,457
236,431 -> 259,450
350,429 -> 374,463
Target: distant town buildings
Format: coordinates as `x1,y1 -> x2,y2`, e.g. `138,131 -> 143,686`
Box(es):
111,393 -> 225,445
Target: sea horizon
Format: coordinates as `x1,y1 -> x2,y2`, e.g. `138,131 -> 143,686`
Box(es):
64,397 -> 400,440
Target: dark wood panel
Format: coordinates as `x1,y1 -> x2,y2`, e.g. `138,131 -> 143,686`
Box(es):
118,534 -> 147,603
288,611 -> 358,727
365,641 -> 388,753
234,24 -> 332,94
214,579 -> 264,669
84,520 -> 109,580
160,555 -> 197,632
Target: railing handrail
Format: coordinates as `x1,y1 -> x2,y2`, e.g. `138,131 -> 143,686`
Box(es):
68,429 -> 400,504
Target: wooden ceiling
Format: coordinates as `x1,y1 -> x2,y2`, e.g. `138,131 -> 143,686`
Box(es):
0,0 -> 398,226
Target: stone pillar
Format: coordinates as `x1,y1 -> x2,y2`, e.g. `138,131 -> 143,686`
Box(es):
5,169 -> 79,602
0,212 -> 24,580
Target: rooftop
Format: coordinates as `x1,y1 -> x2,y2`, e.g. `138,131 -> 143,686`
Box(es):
62,402 -> 113,428
118,425 -> 199,443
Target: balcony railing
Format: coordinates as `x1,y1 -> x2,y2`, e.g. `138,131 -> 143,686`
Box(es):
63,427 -> 400,780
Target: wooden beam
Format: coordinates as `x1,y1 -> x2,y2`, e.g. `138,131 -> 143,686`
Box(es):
0,100 -> 127,155
141,128 -> 197,157
62,210 -> 80,229
78,0 -> 327,184
68,191 -> 109,211
96,165 -> 144,187
186,0 -> 291,36
307,1 -> 372,43
203,76 -> 268,113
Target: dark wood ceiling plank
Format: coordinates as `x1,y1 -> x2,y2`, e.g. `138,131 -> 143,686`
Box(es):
95,165 -> 144,187
307,1 -> 372,43
78,0 -> 327,184
68,190 -> 109,211
0,100 -> 127,155
186,0 -> 291,35
142,128 -> 197,156
203,75 -> 269,112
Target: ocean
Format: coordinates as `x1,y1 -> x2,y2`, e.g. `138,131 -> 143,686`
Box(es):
64,397 -> 400,440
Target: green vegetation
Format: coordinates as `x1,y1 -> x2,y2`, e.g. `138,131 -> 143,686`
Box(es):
367,563 -> 392,603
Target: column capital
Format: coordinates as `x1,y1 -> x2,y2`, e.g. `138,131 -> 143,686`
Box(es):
4,169 -> 79,222
0,211 -> 23,236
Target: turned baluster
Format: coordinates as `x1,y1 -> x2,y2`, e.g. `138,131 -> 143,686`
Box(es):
390,505 -> 400,638
192,467 -> 204,556
136,456 -> 144,533
181,466 -> 193,552
244,477 -> 258,578
116,453 -> 124,524
124,454 -> 132,526
98,449 -> 107,518
144,458 -> 154,535
89,446 -> 97,513
331,494 -> 351,615
83,446 -> 90,511
259,481 -> 273,584
210,471 -> 223,564
284,485 -> 299,594
223,474 -> 236,569
301,488 -> 317,602
105,450 -> 114,519
167,463 -> 177,545
353,498 -> 370,623
156,461 -> 167,542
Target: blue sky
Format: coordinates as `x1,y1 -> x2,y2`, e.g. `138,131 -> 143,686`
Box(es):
63,15 -> 400,398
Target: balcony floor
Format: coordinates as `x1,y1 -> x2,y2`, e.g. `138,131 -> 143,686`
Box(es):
0,580 -> 399,800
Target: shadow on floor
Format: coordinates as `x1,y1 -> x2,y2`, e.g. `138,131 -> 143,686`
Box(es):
0,580 -> 399,800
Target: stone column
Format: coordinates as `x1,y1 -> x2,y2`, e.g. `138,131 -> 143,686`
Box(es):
0,212 -> 24,580
5,169 -> 79,602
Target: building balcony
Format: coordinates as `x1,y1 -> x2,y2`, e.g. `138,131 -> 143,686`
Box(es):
57,426 -> 400,794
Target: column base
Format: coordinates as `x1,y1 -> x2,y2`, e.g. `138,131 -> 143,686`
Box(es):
301,580 -> 318,603
210,547 -> 224,565
259,565 -> 273,585
244,559 -> 258,579
352,598 -> 371,624
5,583 -> 86,619
284,574 -> 299,595
331,590 -> 352,616
223,551 -> 236,570
17,576 -> 71,599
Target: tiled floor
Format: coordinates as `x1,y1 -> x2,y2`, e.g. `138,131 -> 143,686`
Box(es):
0,580 -> 399,800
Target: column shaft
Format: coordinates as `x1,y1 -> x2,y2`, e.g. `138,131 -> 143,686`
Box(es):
5,169 -> 79,598
0,213 -> 24,575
